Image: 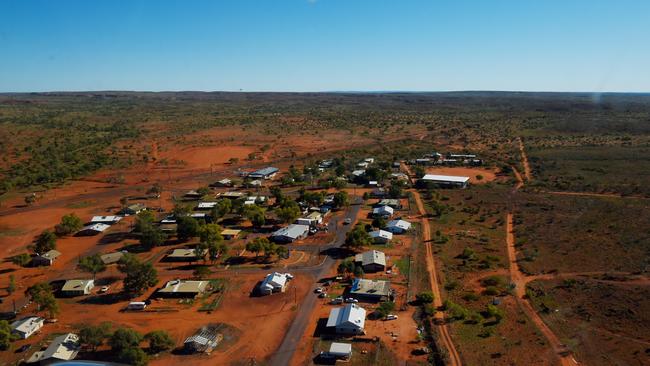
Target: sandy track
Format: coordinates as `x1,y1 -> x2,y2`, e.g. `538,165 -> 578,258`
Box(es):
517,137 -> 532,181
411,189 -> 462,366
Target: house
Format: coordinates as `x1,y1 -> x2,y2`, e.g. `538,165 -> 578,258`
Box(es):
190,212 -> 208,220
184,326 -> 223,354
100,251 -> 125,265
326,304 -> 366,335
364,157 -> 375,164
367,181 -> 379,187
11,317 -> 44,339
258,272 -> 293,295
370,188 -> 387,198
415,158 -> 432,165
318,159 -> 333,169
248,167 -> 279,180
420,174 -> 470,188
197,202 -> 218,210
221,229 -> 241,240
160,216 -> 177,224
27,333 -> 80,364
90,215 -> 122,224
356,161 -> 369,168
122,203 -> 146,216
166,248 -> 204,262
61,279 -> 94,296
351,169 -> 366,177
354,250 -> 386,273
376,198 -> 402,209
270,224 -> 309,243
77,223 -> 110,236
32,250 -> 61,266
295,212 -> 323,226
448,153 -> 477,159
157,279 -> 208,298
369,230 -> 393,244
349,278 -> 392,302
159,223 -> 178,233
211,178 -> 233,187
372,205 -> 394,218
385,219 -> 412,234
246,179 -> 263,187
184,190 -> 204,199
244,196 -> 267,205
324,342 -> 352,360
390,172 -> 409,182
218,191 -> 245,200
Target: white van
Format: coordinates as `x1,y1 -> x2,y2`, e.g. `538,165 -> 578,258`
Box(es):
127,302 -> 147,311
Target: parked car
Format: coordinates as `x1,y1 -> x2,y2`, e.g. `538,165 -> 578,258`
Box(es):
285,273 -> 294,280
344,298 -> 358,303
318,292 -> 327,298
330,297 -> 343,305
385,314 -> 398,320
314,287 -> 324,294
99,286 -> 110,293
343,218 -> 352,225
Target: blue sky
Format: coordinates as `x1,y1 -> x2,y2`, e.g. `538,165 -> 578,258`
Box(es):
1,0 -> 649,92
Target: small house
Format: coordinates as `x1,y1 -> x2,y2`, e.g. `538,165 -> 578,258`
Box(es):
90,215 -> 122,224
157,279 -> 208,298
212,178 -> 233,187
248,167 -> 279,180
349,278 -> 392,302
61,279 -> 94,296
258,272 -> 293,295
166,248 -> 204,262
324,342 -> 352,360
122,203 -> 146,216
27,333 -> 80,364
197,202 -> 218,210
420,174 -> 470,189
270,224 -> 309,243
372,206 -> 394,219
369,230 -> 393,244
11,316 -> 44,339
32,249 -> 61,266
354,250 -> 386,273
376,199 -> 402,209
77,223 -> 110,236
326,304 -> 366,335
221,229 -> 241,240
385,219 -> 411,234
218,191 -> 245,200
184,326 -> 223,354
184,190 -> 204,199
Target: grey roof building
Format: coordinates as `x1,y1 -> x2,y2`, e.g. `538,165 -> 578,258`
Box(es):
326,304 -> 367,335
270,224 -> 309,243
27,333 -> 80,364
349,278 -> 392,302
354,250 -> 386,273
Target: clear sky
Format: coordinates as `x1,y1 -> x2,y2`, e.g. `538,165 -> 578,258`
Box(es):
1,0 -> 649,92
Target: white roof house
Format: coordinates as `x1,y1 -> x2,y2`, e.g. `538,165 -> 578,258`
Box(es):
61,279 -> 95,296
259,272 -> 292,295
197,202 -> 218,209
271,224 -> 309,243
78,223 -> 111,235
372,205 -> 394,218
326,304 -> 366,334
351,169 -> 366,177
90,215 -> 122,224
27,333 -> 80,364
385,219 -> 412,234
421,174 -> 470,188
328,342 -> 352,358
370,230 -> 393,244
11,317 -> 44,339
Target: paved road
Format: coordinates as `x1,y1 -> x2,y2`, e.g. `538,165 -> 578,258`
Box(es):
268,197 -> 362,366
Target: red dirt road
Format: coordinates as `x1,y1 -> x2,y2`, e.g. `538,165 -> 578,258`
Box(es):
517,137 -> 532,182
411,189 -> 462,366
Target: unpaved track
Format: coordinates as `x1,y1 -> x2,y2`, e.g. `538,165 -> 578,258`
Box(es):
517,137 -> 532,181
412,189 -> 462,366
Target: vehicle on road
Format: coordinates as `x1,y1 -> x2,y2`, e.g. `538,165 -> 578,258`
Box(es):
314,287 -> 324,294
344,297 -> 358,303
330,297 -> 343,305
343,218 -> 352,225
385,314 -> 398,320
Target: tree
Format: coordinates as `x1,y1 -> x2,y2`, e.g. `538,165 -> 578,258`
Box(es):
208,241 -> 227,262
78,254 -> 107,280
333,191 -> 350,208
275,245 -> 289,259
119,197 -> 129,210
243,205 -> 266,227
0,320 -> 12,350
147,183 -> 162,196
110,327 -> 143,352
263,241 -> 279,258
172,203 -> 192,217
176,216 -> 199,241
193,265 -> 211,278
246,237 -> 269,258
33,230 -> 56,254
486,304 -> 504,323
24,193 -> 36,206
27,282 -> 59,318
388,182 -> 404,199
197,186 -> 210,196
194,242 -> 208,262
55,213 -> 83,236
199,224 -> 223,246
12,253 -> 31,267
270,186 -> 285,205
79,322 -> 112,351
375,301 -> 396,318
7,275 -> 16,294
344,225 -> 372,249
134,210 -> 156,232
140,225 -> 166,250
211,199 -> 232,219
276,203 -> 300,224
118,346 -> 149,365
415,291 -> 435,304
118,254 -> 158,296
372,217 -> 386,229
144,330 -> 175,353
337,259 -> 355,277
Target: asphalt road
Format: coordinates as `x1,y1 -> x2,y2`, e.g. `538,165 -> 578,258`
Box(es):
268,197 -> 362,366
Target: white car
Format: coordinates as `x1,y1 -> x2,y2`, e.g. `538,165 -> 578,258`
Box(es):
99,286 -> 110,293
344,298 -> 358,303
285,274 -> 294,280
343,218 -> 352,225
385,314 -> 398,320
314,287 -> 324,294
